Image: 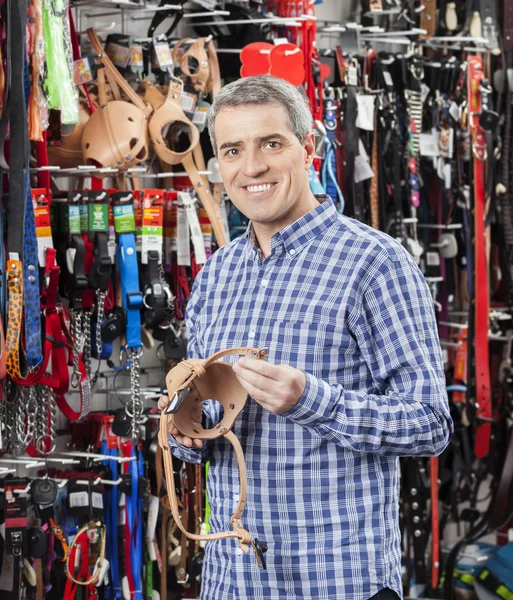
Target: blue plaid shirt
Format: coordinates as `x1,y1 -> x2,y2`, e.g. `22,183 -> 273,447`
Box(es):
169,195 -> 453,600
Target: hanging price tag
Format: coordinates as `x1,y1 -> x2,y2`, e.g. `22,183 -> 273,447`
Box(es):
141,189 -> 164,264
180,192 -> 207,265
106,43 -> 130,68
176,204 -> 191,266
129,45 -> 144,70
108,203 -> 117,261
32,189 -> 54,267
112,193 -> 136,234
192,99 -> 210,132
73,57 -> 94,86
164,191 -> 177,263
356,95 -> 375,131
198,206 -> 212,262
133,190 -> 143,252
87,191 -> 109,234
153,38 -> 174,70
180,91 -> 197,115
67,192 -> 82,235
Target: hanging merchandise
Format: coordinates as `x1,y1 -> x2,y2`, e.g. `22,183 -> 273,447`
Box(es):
3,0 -> 513,599
41,0 -> 78,125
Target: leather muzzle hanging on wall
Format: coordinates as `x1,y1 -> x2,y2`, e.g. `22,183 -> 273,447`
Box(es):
82,28 -> 152,173
145,80 -> 227,246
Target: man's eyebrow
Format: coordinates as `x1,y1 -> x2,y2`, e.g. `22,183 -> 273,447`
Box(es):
219,140 -> 243,151
218,133 -> 289,152
256,133 -> 288,144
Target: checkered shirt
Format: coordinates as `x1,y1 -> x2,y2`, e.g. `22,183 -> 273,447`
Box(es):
169,195 -> 453,600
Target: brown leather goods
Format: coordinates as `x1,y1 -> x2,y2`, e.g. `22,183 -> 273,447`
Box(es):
82,28 -> 152,172
205,38 -> 221,98
47,98 -> 92,169
172,38 -> 211,94
158,347 -> 268,565
419,0 -> 437,40
144,80 -> 227,246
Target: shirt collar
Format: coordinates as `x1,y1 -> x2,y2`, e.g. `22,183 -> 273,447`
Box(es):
245,195 -> 338,257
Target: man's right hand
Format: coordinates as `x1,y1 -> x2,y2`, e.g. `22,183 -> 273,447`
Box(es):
158,394 -> 204,449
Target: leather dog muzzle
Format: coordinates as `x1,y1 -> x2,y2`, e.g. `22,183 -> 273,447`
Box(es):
158,347 -> 268,565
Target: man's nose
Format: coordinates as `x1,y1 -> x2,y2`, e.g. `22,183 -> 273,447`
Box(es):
241,148 -> 269,178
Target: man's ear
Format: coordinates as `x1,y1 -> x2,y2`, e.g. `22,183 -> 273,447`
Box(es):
303,132 -> 316,170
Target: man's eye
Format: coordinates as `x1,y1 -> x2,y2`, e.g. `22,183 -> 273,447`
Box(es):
225,148 -> 239,157
265,141 -> 280,149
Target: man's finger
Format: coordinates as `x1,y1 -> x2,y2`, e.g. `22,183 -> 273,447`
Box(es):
235,357 -> 281,380
233,363 -> 275,394
234,372 -> 272,404
158,394 -> 169,411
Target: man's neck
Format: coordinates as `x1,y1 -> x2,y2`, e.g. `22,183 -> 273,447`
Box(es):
252,193 -> 321,259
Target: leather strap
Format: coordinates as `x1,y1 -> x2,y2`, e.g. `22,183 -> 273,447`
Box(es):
468,56 -> 492,458
159,347 -> 267,560
430,457 -> 440,589
5,259 -> 27,379
370,110 -> 379,230
506,0 -> 513,54
87,29 -> 150,115
206,39 -> 221,98
419,0 -> 437,40
480,0 -> 499,52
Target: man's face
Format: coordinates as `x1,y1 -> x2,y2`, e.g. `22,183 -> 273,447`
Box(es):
214,103 -> 315,228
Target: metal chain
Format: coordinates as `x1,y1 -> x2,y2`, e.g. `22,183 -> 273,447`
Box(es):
35,386 -> 57,455
25,386 -> 38,447
2,383 -> 17,452
95,289 -> 108,360
82,309 -> 92,379
13,390 -> 29,454
126,350 -> 143,441
70,310 -> 84,388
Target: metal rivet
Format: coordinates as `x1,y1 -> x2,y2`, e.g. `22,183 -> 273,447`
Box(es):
29,276 -> 35,283
413,516 -> 420,524
28,265 -> 35,271
414,530 -> 422,537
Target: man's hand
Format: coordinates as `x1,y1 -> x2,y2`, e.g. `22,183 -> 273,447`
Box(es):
158,394 -> 203,449
232,357 -> 306,414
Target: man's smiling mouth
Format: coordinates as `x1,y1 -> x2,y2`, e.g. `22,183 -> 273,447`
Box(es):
243,183 -> 278,193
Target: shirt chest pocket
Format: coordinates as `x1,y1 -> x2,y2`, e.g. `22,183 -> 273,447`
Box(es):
260,318 -> 355,380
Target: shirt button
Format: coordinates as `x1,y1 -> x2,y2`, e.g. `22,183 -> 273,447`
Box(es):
249,330 -> 255,339
289,248 -> 296,255
234,494 -> 240,502
236,548 -> 243,556
261,279 -> 268,288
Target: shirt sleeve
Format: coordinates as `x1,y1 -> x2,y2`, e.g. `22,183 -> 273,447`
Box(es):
168,266 -> 213,464
281,251 -> 453,457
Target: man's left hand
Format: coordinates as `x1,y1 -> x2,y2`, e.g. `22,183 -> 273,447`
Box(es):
232,357 -> 306,414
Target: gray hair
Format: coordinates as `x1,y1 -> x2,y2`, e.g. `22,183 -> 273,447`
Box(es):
207,75 -> 312,155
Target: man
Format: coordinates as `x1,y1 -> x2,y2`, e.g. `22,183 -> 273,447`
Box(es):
159,75 -> 453,600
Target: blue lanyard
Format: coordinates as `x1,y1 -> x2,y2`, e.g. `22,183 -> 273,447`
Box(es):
127,445 -> 143,599
101,440 -> 122,599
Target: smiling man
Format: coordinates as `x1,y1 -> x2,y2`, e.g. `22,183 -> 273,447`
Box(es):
158,75 -> 452,600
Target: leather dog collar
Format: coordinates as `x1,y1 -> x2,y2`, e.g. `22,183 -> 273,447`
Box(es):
159,347 -> 268,566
